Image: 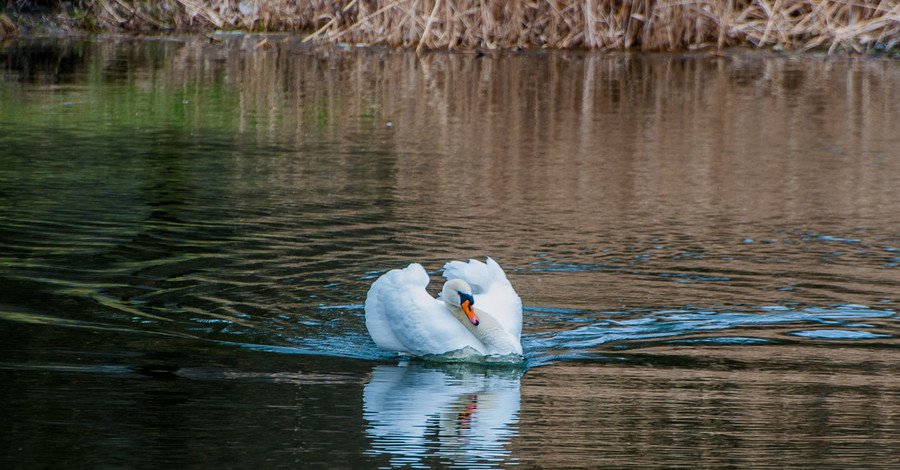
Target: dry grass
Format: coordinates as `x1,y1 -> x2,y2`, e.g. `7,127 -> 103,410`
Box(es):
0,13 -> 18,38
301,0 -> 900,52
23,1 -> 900,52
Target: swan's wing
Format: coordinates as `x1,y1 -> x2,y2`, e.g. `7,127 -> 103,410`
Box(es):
442,258 -> 523,340
365,263 -> 486,356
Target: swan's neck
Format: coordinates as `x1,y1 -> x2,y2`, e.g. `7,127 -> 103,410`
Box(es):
449,305 -> 521,355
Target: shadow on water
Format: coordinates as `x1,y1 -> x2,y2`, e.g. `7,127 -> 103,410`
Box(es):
2,37 -> 900,468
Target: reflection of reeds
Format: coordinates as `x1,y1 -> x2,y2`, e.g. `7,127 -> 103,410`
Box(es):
11,38 -> 897,260
47,1 -> 900,52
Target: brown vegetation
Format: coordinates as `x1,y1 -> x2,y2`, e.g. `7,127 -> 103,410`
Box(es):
301,0 -> 900,53
4,1 -> 900,52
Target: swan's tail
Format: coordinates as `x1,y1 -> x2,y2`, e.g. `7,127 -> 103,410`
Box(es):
442,257 -> 510,294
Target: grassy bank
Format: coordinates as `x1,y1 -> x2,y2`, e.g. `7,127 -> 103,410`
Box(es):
2,1 -> 899,53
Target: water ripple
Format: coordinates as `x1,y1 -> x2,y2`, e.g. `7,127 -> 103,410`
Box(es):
524,304 -> 897,362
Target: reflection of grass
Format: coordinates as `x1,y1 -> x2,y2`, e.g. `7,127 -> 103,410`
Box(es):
0,44 -> 234,134
7,1 -> 900,52
2,80 -> 231,135
1,37 -> 397,217
0,37 -> 392,163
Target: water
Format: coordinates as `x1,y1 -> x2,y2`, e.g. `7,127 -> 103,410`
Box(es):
2,36 -> 900,468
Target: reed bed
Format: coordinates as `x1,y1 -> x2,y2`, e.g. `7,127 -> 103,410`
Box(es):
11,1 -> 900,52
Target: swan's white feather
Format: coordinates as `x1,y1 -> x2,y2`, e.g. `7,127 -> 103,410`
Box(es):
442,257 -> 522,341
365,263 -> 488,356
364,258 -> 522,358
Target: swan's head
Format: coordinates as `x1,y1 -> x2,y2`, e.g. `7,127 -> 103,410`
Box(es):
441,279 -> 479,326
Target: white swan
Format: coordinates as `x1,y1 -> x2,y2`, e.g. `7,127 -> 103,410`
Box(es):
364,258 -> 523,359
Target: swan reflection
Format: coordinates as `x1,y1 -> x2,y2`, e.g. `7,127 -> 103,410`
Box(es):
363,363 -> 522,468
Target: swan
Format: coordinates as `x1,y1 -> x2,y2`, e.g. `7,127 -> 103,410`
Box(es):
364,258 -> 523,359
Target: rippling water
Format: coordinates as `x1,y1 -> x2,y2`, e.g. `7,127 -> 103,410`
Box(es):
2,37 -> 899,468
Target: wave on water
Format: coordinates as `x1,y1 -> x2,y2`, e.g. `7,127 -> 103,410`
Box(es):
523,303 -> 897,363
225,301 -> 899,368
420,347 -> 525,365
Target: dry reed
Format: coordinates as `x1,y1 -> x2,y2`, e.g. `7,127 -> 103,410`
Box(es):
14,1 -> 900,52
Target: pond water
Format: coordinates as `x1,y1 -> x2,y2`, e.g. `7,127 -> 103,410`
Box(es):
2,36 -> 900,468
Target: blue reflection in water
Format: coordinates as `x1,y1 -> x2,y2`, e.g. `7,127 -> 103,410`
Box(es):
523,304 -> 897,362
294,303 -> 897,367
363,363 -> 522,469
791,329 -> 891,339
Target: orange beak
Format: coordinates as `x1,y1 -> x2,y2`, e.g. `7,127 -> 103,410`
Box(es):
461,297 -> 479,326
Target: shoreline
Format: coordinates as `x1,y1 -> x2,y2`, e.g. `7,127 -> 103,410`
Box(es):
2,1 -> 899,54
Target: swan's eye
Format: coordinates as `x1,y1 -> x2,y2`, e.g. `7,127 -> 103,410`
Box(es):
457,291 -> 479,326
